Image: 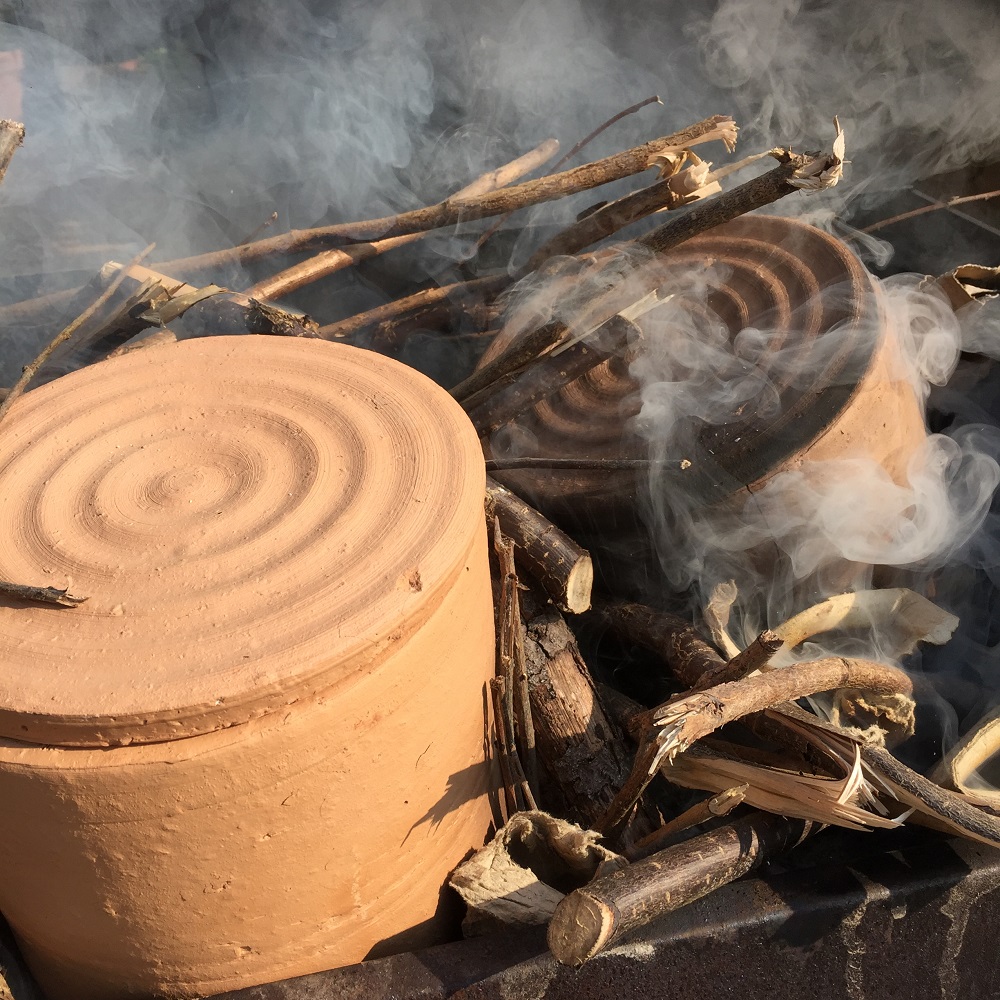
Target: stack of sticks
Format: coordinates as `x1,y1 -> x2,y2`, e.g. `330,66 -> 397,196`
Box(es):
1,105 -> 995,968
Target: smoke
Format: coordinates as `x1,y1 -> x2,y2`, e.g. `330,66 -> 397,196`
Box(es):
0,5 -> 999,665
631,266 -> 1000,639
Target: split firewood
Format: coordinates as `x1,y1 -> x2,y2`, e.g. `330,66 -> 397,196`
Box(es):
249,138 -> 561,301
157,116 -> 738,278
518,586 -> 659,847
774,703 -> 1000,848
932,705 -> 1000,809
0,119 -> 25,186
451,811 -> 625,934
485,478 -> 592,614
547,811 -> 811,966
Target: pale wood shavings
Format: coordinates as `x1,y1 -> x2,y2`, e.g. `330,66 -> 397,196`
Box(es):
787,116 -> 846,191
645,115 -> 738,175
665,742 -> 904,832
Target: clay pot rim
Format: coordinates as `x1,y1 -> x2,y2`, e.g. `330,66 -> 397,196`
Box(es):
0,337 -> 486,747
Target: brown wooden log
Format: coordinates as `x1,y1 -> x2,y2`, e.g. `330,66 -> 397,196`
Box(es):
597,600 -> 737,689
485,477 -> 592,614
547,811 -> 810,966
519,588 -> 659,846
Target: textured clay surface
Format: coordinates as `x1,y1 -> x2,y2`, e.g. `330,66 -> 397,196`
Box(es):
0,337 -> 495,997
0,336 -> 486,746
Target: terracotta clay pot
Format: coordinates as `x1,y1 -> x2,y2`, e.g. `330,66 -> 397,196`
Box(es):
485,216 -> 927,526
0,337 -> 495,998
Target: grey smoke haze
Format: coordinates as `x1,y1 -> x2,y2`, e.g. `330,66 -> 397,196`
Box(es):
0,0 -> 997,312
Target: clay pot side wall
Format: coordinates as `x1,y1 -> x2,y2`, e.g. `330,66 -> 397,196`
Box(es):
0,522 -> 495,1000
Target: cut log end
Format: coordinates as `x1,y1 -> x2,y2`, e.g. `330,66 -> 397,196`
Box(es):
546,890 -> 614,966
564,554 -> 594,614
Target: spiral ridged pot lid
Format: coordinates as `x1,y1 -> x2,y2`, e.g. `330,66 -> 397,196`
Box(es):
0,337 -> 485,747
484,215 -> 882,509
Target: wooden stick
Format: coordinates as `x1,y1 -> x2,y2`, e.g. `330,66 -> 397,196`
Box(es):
474,95 -> 663,251
653,657 -> 913,763
450,321 -> 565,403
0,119 -> 25,186
493,519 -> 539,800
156,117 -> 737,278
637,153 -> 814,256
485,477 -> 592,614
548,811 -> 810,965
723,629 -> 784,678
624,785 -> 747,862
0,244 -> 154,426
466,314 -> 638,436
524,176 -> 689,271
597,600 -> 736,689
318,274 -> 506,341
249,139 -> 561,301
0,581 -> 87,608
862,187 -> 1000,234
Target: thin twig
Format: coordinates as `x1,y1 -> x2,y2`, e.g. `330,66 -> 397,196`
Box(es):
157,117 -> 736,278
0,244 -> 155,426
861,188 -> 1000,234
249,139 -> 560,301
475,95 -> 663,250
624,785 -> 747,861
238,211 -> 278,246
0,581 -> 87,608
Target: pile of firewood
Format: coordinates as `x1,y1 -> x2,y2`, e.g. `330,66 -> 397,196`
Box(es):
2,102 -> 999,969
